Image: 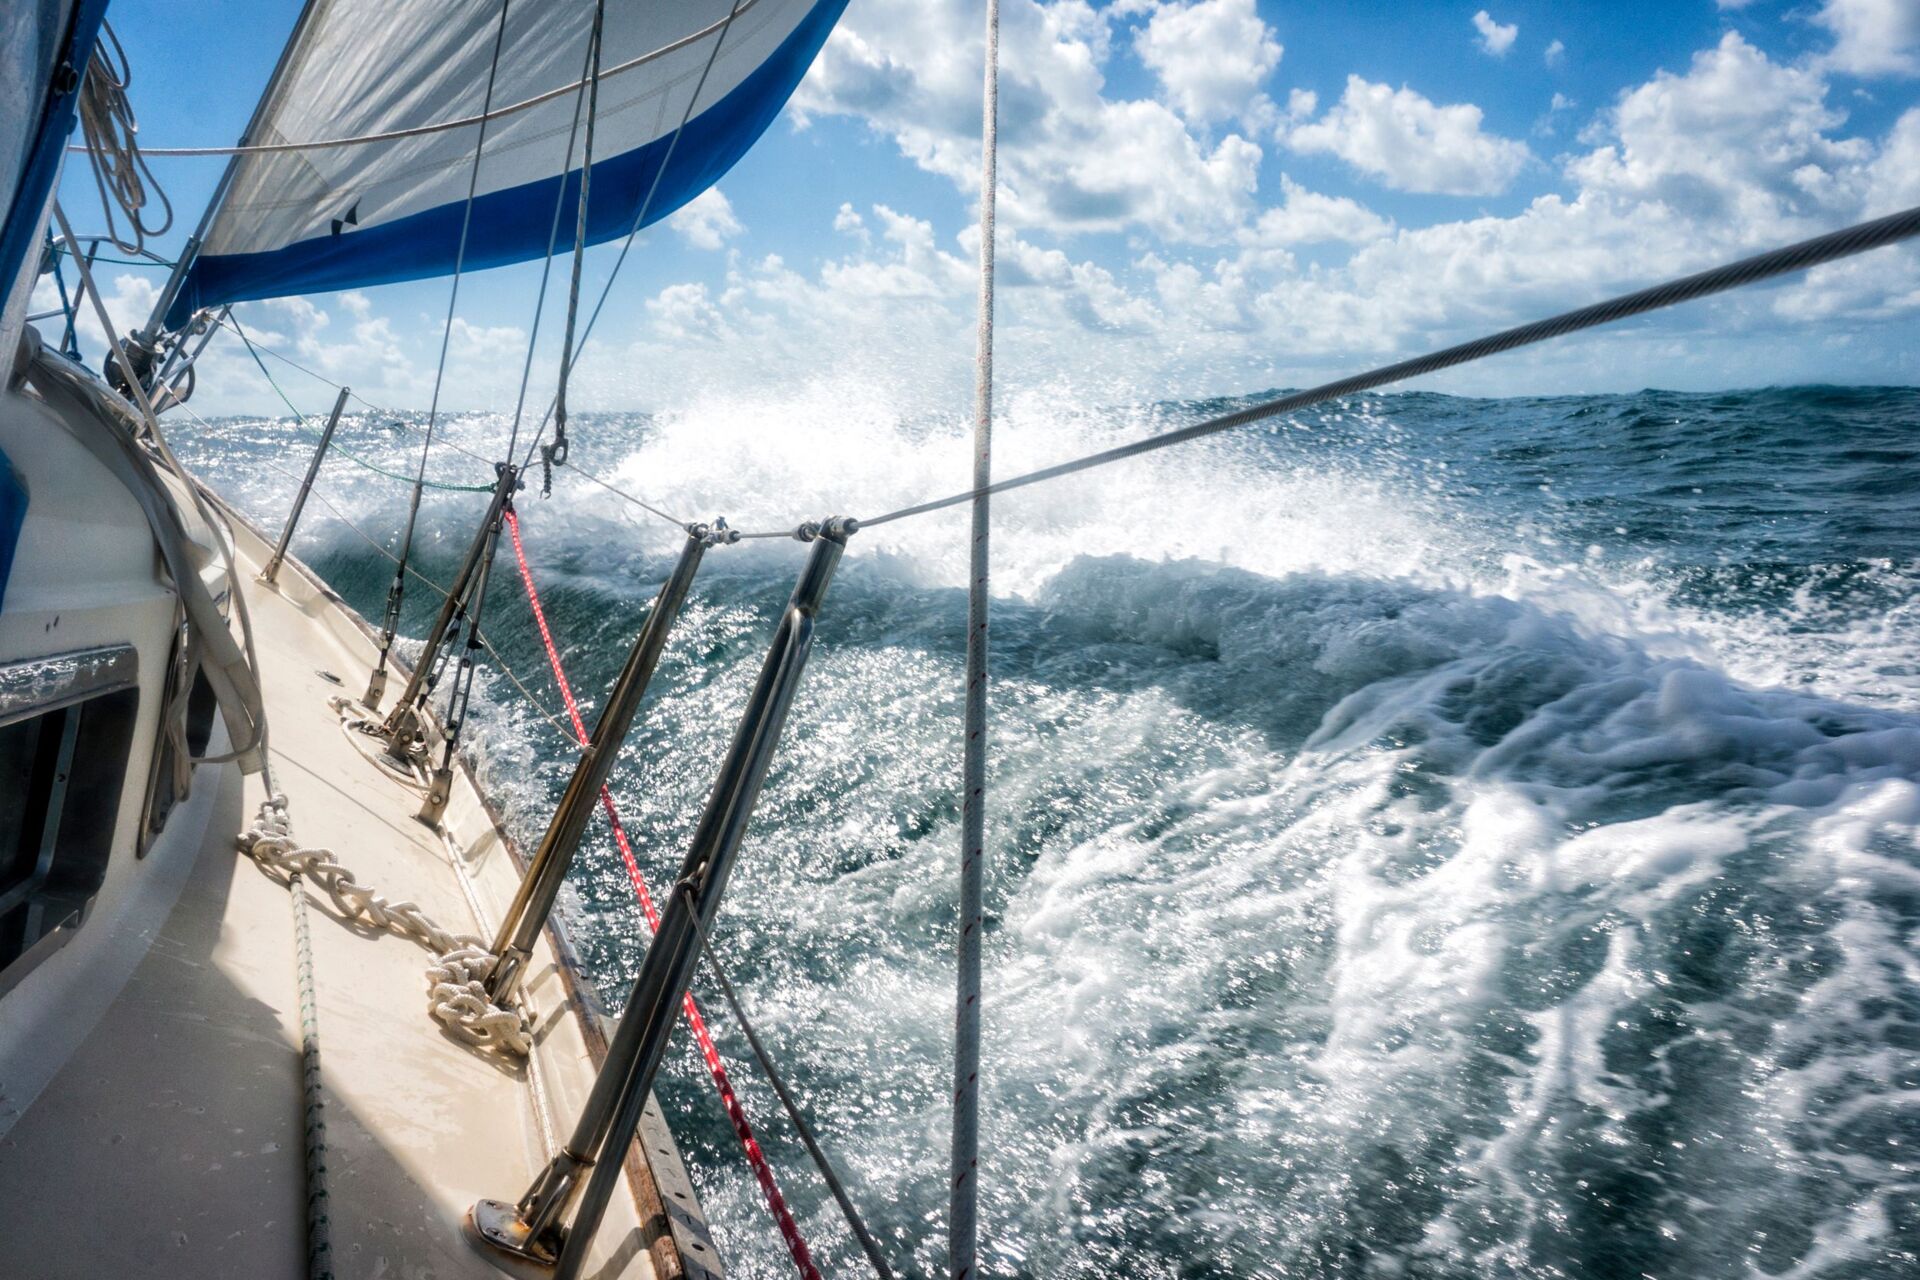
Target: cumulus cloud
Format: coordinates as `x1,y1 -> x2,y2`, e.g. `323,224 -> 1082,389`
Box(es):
1813,0 -> 1920,77
90,1 -> 1920,415
1284,76 -> 1532,195
792,0 -> 1263,242
1240,177 -> 1393,247
667,189 -> 745,250
1135,0 -> 1283,125
1544,39 -> 1566,68
1568,33 -> 1870,236
1473,10 -> 1518,58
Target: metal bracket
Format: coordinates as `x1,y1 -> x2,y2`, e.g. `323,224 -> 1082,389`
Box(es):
470,519 -> 854,1280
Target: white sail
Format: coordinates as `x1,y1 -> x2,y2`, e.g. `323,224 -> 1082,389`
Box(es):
167,0 -> 844,326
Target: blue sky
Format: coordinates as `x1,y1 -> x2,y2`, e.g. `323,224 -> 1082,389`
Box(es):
43,0 -> 1920,416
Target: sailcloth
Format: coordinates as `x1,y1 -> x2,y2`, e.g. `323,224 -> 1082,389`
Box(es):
165,0 -> 846,328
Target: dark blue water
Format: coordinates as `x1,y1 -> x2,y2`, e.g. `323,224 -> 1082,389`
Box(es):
180,384 -> 1920,1280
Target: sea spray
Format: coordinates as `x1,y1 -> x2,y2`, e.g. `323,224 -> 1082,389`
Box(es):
177,383 -> 1920,1278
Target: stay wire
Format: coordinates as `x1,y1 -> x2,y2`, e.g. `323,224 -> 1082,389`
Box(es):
508,0 -> 600,473
382,0 -> 516,673
222,316 -> 691,530
187,360 -> 578,747
241,446 -> 581,749
542,0 -> 608,494
515,0 -> 746,484
676,882 -> 900,1280
226,315 -> 494,492
850,203 -> 1920,533
217,318 -> 501,475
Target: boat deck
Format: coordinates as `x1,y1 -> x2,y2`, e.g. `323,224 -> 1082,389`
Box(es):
0,506 -> 713,1279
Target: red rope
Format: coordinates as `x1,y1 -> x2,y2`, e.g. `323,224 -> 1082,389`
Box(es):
503,509 -> 821,1280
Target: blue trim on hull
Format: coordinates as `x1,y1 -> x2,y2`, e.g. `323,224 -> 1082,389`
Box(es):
168,0 -> 847,328
0,446 -> 27,614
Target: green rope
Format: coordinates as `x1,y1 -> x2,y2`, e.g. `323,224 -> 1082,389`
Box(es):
231,318 -> 494,493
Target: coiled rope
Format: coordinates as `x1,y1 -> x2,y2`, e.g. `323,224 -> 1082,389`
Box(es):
502,508 -> 828,1280
240,793 -> 533,1055
74,22 -> 172,256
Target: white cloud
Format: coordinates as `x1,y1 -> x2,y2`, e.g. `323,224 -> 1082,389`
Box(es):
1473,10 -> 1518,58
667,189 -> 745,250
792,0 -> 1263,242
1544,39 -> 1566,68
100,3 -> 1920,416
1568,33 -> 1870,236
1284,76 -> 1532,195
646,282 -> 734,341
1240,177 -> 1393,247
1813,0 -> 1920,77
1135,0 -> 1282,125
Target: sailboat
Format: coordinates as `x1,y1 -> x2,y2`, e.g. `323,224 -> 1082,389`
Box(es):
3,2 -> 1917,1279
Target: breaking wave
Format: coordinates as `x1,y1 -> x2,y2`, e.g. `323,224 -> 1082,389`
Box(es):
179,382 -> 1920,1278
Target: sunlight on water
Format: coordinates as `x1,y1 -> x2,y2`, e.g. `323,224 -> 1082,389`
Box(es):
176,382 -> 1920,1279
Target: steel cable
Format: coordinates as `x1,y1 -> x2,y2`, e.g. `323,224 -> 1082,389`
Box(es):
852,203 -> 1920,531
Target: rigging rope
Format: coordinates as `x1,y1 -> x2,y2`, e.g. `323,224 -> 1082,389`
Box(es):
951,5 -> 997,1277
853,203 -> 1920,532
227,430 -> 580,746
542,0 -> 608,496
288,867 -> 336,1280
75,21 -> 173,257
681,883 -> 900,1280
516,0 -> 747,483
227,315 -> 495,492
221,317 -> 692,527
501,508 -> 825,1280
504,0 -> 599,474
376,0 -> 516,689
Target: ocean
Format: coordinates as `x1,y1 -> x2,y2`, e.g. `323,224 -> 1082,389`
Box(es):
179,382 -> 1920,1280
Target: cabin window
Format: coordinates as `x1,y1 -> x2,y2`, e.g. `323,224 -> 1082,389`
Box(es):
0,645 -> 139,997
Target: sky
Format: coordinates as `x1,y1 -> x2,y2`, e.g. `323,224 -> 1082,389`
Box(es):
38,0 -> 1920,418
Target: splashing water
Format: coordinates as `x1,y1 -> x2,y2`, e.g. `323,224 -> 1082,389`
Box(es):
178,383 -> 1920,1280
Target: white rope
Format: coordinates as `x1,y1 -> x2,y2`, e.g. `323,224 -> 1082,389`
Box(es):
951,3 -> 998,1277
239,793 -> 533,1056
75,22 -> 172,256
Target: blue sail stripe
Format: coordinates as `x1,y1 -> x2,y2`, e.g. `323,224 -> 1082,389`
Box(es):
168,0 -> 846,328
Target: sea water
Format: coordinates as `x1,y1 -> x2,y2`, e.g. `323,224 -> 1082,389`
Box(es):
180,384 -> 1920,1279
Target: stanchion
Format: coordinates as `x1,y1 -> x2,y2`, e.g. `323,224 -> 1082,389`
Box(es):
374,463 -> 517,761
261,385 -> 349,585
484,522 -> 722,1003
468,518 -> 855,1277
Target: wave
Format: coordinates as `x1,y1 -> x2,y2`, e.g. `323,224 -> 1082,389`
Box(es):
174,382 -> 1920,1278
